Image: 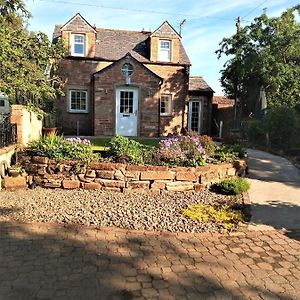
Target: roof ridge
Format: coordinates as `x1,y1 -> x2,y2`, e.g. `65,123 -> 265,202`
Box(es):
96,27 -> 150,34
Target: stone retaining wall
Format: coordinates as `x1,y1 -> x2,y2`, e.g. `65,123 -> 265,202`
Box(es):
19,156 -> 247,193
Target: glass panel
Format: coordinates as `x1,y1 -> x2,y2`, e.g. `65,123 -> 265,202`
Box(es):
122,64 -> 134,76
160,95 -> 171,115
160,40 -> 170,49
190,102 -> 200,132
120,91 -> 133,114
74,44 -> 84,54
74,35 -> 84,43
70,90 -> 87,111
0,99 -> 5,106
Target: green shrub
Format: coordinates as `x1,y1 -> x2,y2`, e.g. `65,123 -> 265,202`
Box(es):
265,105 -> 297,149
208,145 -> 238,163
182,203 -> 244,230
215,177 -> 250,195
29,135 -> 98,163
109,135 -> 155,164
247,119 -> 266,145
224,144 -> 246,158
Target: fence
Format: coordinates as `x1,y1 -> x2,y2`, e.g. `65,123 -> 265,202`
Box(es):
0,114 -> 17,147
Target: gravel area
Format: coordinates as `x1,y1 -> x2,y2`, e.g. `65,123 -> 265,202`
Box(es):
0,188 -> 243,233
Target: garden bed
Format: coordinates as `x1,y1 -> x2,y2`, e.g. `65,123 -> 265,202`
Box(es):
0,187 -> 246,233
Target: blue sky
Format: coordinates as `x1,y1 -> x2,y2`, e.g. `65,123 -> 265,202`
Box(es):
26,0 -> 299,95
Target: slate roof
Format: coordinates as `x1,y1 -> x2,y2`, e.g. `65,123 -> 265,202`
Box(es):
189,76 -> 214,92
53,26 -> 190,65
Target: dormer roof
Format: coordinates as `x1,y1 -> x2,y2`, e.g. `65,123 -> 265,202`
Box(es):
150,20 -> 181,39
61,13 -> 96,33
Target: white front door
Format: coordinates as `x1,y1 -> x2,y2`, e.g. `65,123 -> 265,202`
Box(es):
116,87 -> 138,136
188,100 -> 202,133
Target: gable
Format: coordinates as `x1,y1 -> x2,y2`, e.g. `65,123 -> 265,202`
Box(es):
151,21 -> 181,39
61,13 -> 96,33
94,53 -> 162,82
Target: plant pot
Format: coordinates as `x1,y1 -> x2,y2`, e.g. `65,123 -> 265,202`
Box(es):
42,127 -> 57,136
8,167 -> 21,177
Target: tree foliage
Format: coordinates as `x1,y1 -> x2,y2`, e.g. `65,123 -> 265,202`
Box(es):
0,0 -> 65,111
216,6 -> 300,115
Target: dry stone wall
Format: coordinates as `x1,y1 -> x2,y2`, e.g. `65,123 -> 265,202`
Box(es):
20,156 -> 247,194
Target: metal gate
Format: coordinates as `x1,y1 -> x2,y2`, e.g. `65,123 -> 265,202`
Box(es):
0,114 -> 17,147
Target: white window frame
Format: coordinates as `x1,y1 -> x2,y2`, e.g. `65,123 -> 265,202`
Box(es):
68,89 -> 89,113
159,40 -> 171,62
160,94 -> 172,116
188,99 -> 203,133
71,34 -> 86,56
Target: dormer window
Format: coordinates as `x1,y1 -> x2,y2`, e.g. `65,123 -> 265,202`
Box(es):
159,40 -> 171,62
72,34 -> 85,56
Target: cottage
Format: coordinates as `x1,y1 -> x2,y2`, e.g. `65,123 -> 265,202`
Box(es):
53,13 -> 214,136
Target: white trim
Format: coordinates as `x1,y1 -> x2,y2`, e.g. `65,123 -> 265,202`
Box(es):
68,89 -> 89,113
71,34 -> 86,56
188,99 -> 203,133
116,86 -> 139,136
158,39 -> 171,62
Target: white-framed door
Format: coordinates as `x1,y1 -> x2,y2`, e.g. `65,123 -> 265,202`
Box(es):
116,87 -> 138,136
188,100 -> 202,133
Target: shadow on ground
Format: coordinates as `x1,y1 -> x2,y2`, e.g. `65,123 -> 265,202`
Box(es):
0,219 -> 297,300
247,149 -> 300,188
247,201 -> 300,241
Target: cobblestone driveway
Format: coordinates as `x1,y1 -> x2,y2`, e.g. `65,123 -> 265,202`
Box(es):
0,222 -> 299,299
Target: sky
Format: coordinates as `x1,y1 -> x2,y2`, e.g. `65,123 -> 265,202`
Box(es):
26,0 -> 299,95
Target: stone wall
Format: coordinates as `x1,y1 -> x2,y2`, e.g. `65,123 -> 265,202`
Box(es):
21,157 -> 247,193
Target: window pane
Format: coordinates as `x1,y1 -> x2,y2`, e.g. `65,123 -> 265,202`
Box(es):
70,90 -> 87,111
160,95 -> 171,115
190,102 -> 200,132
74,35 -> 84,43
120,91 -> 133,113
74,44 -> 84,54
160,41 -> 170,49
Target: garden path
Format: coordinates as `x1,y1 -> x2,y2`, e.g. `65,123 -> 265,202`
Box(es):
247,148 -> 300,231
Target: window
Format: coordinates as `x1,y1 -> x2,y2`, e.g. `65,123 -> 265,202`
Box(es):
72,34 -> 85,56
160,94 -> 172,116
0,99 -> 4,107
159,40 -> 171,62
120,91 -> 134,114
68,90 -> 88,113
188,100 -> 202,133
121,63 -> 134,77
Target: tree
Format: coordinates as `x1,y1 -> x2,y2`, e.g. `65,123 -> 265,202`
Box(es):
0,0 -> 65,111
216,6 -> 300,117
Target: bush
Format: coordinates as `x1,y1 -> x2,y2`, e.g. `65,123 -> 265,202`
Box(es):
214,177 -> 250,195
208,144 -> 244,163
182,203 -> 244,230
109,135 -> 155,164
265,106 -> 297,149
158,135 -> 207,167
247,119 -> 266,145
187,131 -> 216,156
29,135 -> 98,163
